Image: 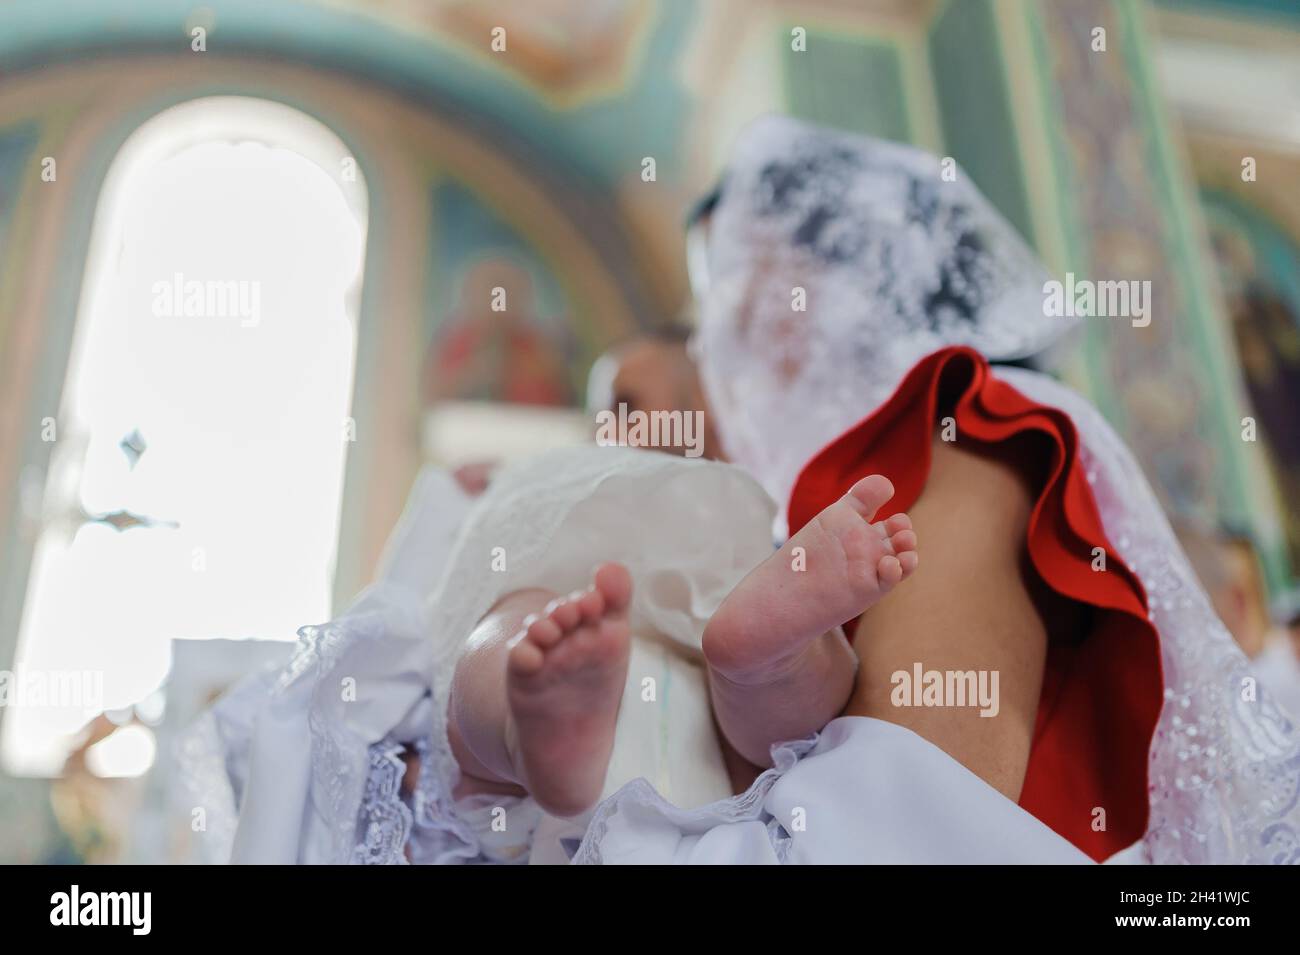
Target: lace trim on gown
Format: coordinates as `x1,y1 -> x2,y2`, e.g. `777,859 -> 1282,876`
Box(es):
571,735 -> 816,864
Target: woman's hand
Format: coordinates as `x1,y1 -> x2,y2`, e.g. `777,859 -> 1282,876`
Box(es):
452,460 -> 497,496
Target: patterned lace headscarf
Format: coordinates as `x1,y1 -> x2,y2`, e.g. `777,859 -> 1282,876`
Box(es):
693,114 -> 1075,509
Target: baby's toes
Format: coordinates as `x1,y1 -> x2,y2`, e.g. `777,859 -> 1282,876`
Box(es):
889,528 -> 917,555
897,550 -> 919,576
507,633 -> 546,676
843,474 -> 895,522
882,512 -> 912,535
877,553 -> 904,586
525,613 -> 564,649
593,562 -> 633,614
576,587 -> 606,623
544,596 -> 582,631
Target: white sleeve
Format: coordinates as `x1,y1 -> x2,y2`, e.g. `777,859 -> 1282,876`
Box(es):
373,467 -> 474,597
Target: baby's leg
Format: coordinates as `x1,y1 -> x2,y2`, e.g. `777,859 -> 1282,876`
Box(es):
845,436 -> 1049,801
702,475 -> 918,766
448,563 -> 632,817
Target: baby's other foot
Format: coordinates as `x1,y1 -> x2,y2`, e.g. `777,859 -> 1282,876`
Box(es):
506,562 -> 632,817
703,474 -> 917,684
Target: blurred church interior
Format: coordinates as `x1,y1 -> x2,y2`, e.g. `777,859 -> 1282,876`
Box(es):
0,0 -> 1297,862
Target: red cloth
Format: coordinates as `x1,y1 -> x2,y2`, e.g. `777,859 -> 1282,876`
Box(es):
788,346 -> 1163,861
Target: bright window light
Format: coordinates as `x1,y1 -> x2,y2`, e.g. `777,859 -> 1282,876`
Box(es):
2,98 -> 367,776
86,724 -> 157,779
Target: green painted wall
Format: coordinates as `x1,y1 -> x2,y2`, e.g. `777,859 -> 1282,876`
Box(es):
781,30 -> 912,142
929,0 -> 1036,246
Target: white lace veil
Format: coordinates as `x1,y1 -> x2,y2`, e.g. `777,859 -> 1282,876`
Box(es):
692,116 -> 1300,864
694,115 -> 1075,510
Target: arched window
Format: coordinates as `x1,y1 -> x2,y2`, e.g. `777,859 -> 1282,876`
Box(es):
2,97 -> 367,777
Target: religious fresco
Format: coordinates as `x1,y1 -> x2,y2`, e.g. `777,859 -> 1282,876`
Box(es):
323,0 -> 651,101
422,257 -> 575,408
422,182 -> 579,407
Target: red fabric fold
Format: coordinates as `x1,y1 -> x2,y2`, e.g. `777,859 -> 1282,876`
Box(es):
788,346 -> 1163,861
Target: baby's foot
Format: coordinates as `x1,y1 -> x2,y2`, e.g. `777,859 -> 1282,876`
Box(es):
703,474 -> 917,684
506,563 -> 632,817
